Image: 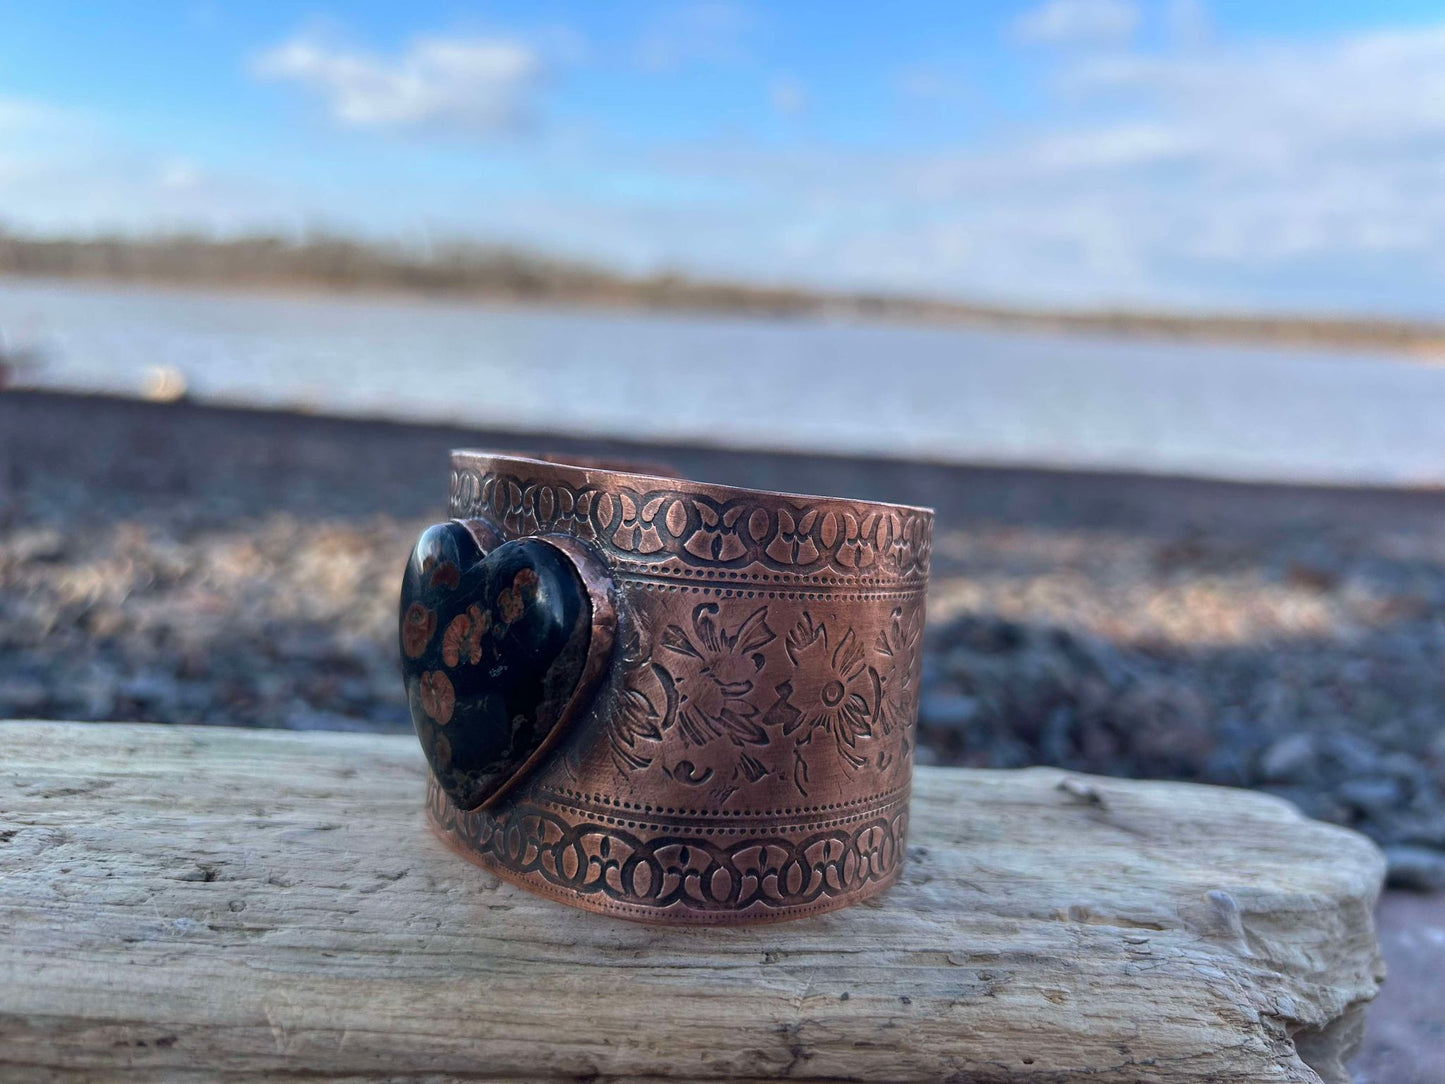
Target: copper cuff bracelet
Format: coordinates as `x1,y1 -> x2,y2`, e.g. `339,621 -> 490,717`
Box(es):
399,452 -> 933,924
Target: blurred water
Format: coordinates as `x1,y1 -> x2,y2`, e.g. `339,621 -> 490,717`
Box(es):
2,276 -> 1443,486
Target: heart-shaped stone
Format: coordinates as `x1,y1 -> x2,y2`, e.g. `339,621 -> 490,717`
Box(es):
399,521 -> 605,810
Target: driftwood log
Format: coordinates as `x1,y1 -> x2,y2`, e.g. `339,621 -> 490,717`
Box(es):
0,721 -> 1384,1083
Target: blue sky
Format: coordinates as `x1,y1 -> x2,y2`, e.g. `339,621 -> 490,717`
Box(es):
3,1 -> 1445,314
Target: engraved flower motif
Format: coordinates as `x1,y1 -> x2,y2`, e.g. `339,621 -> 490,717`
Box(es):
683,501 -> 748,561
764,508 -> 820,565
660,603 -> 775,747
874,605 -> 922,736
401,602 -> 436,659
764,613 -> 877,769
606,626 -> 677,772
419,670 -> 455,726
442,604 -> 489,666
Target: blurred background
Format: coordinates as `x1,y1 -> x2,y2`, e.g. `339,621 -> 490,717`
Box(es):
1,3 -> 1444,1074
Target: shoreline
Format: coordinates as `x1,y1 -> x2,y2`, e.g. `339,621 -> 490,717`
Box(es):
10,380 -> 1445,495
9,385 -> 1445,510
3,265 -> 1444,362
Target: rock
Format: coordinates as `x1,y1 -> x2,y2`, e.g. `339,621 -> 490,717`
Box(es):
1338,777 -> 1407,817
0,676 -> 49,715
1260,732 -> 1320,783
1384,845 -> 1445,891
1319,732 -> 1387,778
917,689 -> 979,731
2,526 -> 68,564
1039,704 -> 1075,764
5,388 -> 1445,895
115,674 -> 181,711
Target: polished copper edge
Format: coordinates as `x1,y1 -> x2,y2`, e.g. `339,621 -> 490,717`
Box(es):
455,515 -> 504,555
425,451 -> 933,925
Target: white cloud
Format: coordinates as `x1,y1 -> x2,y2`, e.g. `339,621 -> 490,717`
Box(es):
0,99 -> 88,194
6,13 -> 1445,316
1066,25 -> 1445,151
895,65 -> 971,105
0,98 -> 298,234
615,18 -> 1445,314
158,159 -> 203,191
636,2 -> 756,72
252,33 -> 541,134
1163,0 -> 1211,47
1013,0 -> 1140,46
0,98 -> 66,134
769,75 -> 807,117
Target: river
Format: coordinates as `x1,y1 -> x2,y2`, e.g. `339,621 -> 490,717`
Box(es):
2,276 -> 1442,487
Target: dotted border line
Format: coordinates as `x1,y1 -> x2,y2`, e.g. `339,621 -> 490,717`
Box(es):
542,782 -> 910,820
528,792 -> 911,836
614,559 -> 928,588
624,577 -> 924,602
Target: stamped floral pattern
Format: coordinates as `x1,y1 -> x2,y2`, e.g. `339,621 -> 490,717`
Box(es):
874,605 -> 923,738
595,600 -> 919,800
451,467 -> 931,580
765,613 -> 880,773
606,628 -> 673,772
659,603 -> 775,747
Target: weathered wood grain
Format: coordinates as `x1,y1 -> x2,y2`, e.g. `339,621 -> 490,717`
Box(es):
0,721 -> 1384,1083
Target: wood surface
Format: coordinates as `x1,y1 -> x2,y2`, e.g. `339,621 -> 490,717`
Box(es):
0,721 -> 1385,1082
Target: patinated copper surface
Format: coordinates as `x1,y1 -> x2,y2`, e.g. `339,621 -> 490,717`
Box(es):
405,452 -> 933,925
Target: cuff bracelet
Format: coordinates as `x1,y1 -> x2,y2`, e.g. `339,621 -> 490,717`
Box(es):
399,452 -> 933,925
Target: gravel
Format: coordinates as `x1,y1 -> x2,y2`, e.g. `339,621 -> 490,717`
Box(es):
3,389 -> 1444,886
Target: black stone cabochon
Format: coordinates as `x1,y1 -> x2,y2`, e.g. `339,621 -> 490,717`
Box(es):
399,522 -> 591,810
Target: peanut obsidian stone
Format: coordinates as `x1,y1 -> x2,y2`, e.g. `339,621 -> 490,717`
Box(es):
399,522 -> 592,810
